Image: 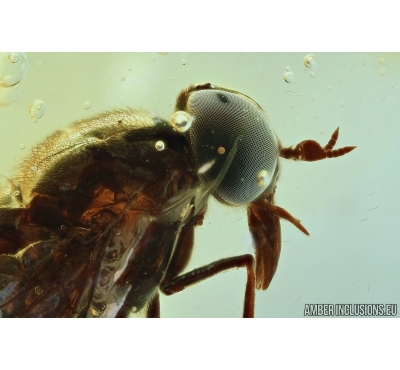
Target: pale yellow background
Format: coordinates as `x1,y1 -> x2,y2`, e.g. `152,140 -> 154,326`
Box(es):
0,53 -> 398,317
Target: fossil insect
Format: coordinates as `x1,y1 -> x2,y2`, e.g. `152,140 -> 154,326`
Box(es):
0,83 -> 355,318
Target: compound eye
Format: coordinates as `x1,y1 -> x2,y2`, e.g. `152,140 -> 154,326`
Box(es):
185,89 -> 279,205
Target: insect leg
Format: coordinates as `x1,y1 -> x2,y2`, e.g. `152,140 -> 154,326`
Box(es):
280,127 -> 356,162
248,190 -> 309,294
160,254 -> 255,318
254,197 -> 309,236
158,207 -> 255,318
248,193 -> 282,291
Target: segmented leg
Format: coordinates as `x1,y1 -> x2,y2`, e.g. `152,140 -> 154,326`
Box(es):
257,199 -> 309,236
160,254 -> 255,318
280,127 -> 356,162
248,192 -> 309,291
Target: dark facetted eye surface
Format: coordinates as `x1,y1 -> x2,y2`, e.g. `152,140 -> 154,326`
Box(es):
186,89 -> 279,205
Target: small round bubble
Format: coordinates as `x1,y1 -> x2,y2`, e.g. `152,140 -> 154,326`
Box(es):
29,100 -> 46,120
304,54 -> 317,68
0,52 -> 29,87
83,101 -> 91,110
169,111 -> 194,133
8,53 -> 20,63
284,71 -> 295,83
155,140 -> 165,151
35,286 -> 44,295
115,229 -> 121,236
181,59 -> 187,65
20,144 -> 25,150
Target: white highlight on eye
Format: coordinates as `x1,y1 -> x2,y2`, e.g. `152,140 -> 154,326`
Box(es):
257,169 -> 270,187
169,111 -> 194,132
155,140 -> 165,151
197,159 -> 216,174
